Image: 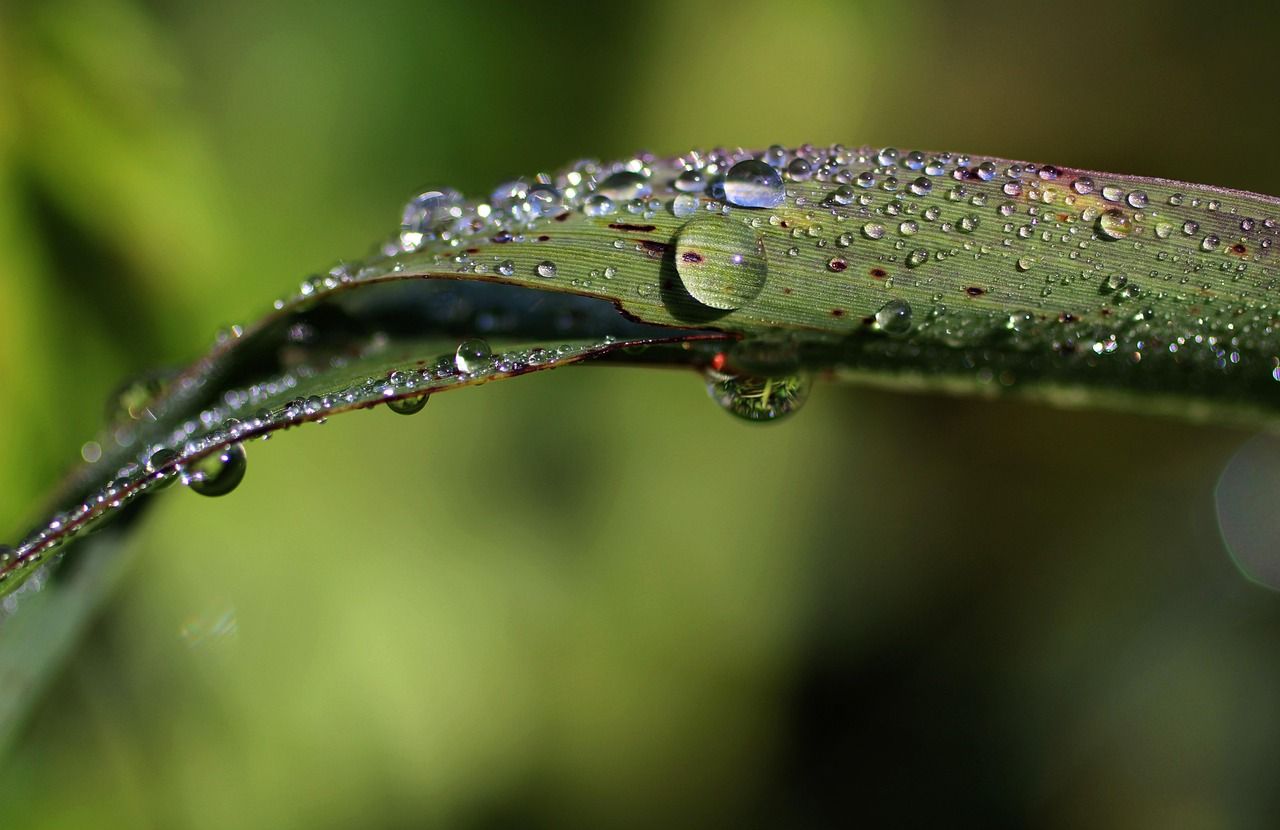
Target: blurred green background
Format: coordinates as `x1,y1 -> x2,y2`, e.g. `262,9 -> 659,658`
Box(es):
4,1 -> 1280,826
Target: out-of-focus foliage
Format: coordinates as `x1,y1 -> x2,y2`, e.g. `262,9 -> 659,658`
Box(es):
4,0 -> 1280,826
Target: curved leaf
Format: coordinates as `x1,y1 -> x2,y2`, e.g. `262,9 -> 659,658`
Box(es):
6,144 -> 1280,603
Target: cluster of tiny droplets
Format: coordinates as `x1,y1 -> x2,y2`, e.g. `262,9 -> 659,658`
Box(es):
8,142 -> 1280,593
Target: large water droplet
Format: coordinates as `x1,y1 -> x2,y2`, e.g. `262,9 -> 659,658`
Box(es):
184,444 -> 247,498
387,393 -> 430,415
400,188 -> 463,250
705,372 -> 811,423
723,159 -> 785,208
875,300 -> 913,335
673,215 -> 768,310
1096,209 -> 1132,240
597,170 -> 651,201
455,339 -> 492,373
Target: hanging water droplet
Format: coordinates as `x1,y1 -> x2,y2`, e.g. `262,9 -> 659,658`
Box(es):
387,393 -> 430,415
1097,209 -> 1132,240
723,159 -> 785,208
705,372 -> 811,423
455,339 -> 492,373
875,299 -> 913,335
184,444 -> 247,498
673,214 -> 768,310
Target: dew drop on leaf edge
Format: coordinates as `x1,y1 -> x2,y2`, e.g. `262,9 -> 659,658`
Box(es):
455,339 -> 493,373
184,444 -> 247,498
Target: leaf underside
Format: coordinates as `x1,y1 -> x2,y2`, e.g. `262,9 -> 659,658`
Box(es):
6,143 -> 1280,604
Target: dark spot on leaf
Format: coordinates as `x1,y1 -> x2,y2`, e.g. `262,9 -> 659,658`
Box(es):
870,268 -> 887,279
965,286 -> 985,297
681,251 -> 704,264
464,248 -> 480,254
1231,243 -> 1247,255
782,287 -> 793,295
553,212 -> 570,222
608,223 -> 657,233
537,235 -> 550,242
639,240 -> 668,259
491,231 -> 512,244
832,309 -> 845,317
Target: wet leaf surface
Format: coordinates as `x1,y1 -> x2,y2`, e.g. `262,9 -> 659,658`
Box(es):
7,144 -> 1280,616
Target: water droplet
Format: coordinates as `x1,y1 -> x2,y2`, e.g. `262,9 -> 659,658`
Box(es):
1072,177 -> 1094,195
975,161 -> 997,181
786,158 -> 813,181
673,215 -> 768,310
145,447 -> 179,489
455,339 -> 492,372
597,170 -> 651,201
907,249 -> 928,268
1016,257 -> 1034,272
875,299 -> 913,335
497,260 -> 515,276
387,393 -> 430,415
1096,209 -> 1132,240
705,372 -> 811,423
723,160 -> 785,208
1201,235 -> 1220,252
583,194 -> 615,217
908,177 -> 932,196
862,222 -> 885,240
674,169 -> 706,193
536,261 -> 558,278
400,188 -> 463,250
184,444 -> 247,498
1126,191 -> 1148,209
671,193 -> 699,217
1105,273 -> 1128,291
